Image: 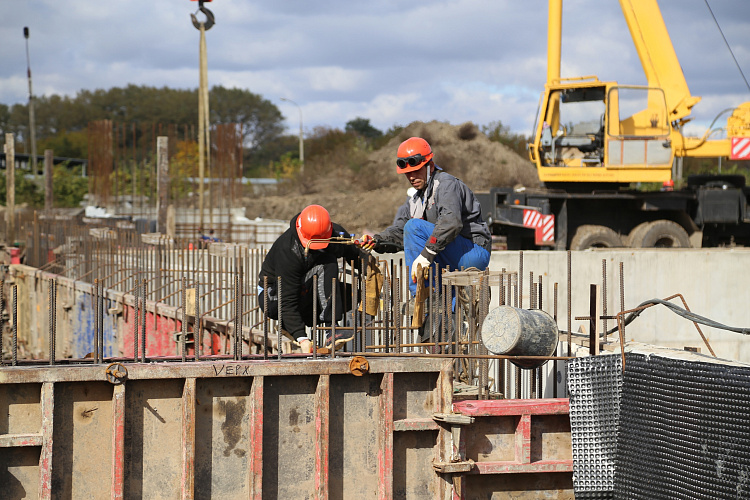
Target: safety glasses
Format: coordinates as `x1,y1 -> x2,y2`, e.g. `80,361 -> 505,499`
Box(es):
396,153 -> 430,169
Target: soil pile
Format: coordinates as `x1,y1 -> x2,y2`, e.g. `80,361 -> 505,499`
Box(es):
243,120 -> 540,235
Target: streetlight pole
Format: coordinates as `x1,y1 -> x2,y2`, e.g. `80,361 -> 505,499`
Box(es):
280,97 -> 304,174
24,27 -> 37,179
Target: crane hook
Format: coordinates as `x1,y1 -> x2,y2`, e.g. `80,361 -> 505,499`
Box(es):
191,0 -> 215,31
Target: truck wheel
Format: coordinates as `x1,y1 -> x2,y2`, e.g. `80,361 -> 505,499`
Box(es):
570,225 -> 623,250
632,220 -> 691,248
625,222 -> 651,247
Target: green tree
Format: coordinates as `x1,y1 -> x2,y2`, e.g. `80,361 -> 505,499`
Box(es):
0,173 -> 44,207
52,164 -> 88,207
482,121 -> 529,158
345,117 -> 383,143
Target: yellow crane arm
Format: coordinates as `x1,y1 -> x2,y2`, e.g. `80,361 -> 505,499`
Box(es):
619,0 -> 701,123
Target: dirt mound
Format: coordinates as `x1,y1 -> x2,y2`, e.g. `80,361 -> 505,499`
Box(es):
243,120 -> 540,235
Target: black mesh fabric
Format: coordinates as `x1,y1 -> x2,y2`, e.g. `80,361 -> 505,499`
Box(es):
614,352 -> 750,499
568,354 -> 622,500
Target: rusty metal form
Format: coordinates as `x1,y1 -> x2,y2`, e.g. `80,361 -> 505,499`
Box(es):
87,120 -> 114,208
213,122 -> 244,217
0,357 -> 454,499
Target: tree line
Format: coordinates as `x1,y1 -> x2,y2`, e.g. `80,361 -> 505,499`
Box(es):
0,84 -> 535,207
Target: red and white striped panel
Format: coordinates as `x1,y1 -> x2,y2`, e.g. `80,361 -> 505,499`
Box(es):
522,209 -> 555,246
731,137 -> 750,160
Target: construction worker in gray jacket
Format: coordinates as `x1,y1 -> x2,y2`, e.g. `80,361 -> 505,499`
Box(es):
363,136 -> 491,298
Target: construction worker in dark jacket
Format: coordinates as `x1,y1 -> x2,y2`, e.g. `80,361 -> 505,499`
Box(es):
258,204 -> 369,352
363,137 -> 491,297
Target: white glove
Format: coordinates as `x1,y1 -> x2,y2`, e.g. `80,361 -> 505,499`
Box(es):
411,254 -> 432,282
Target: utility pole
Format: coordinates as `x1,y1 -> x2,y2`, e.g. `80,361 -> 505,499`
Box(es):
24,27 -> 38,179
191,1 -> 215,232
280,98 -> 304,174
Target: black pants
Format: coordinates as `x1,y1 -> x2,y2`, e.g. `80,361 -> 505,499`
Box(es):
259,261 -> 354,330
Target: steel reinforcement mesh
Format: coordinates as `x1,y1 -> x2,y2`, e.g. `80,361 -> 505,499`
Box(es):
614,352 -> 750,499
567,354 -> 622,499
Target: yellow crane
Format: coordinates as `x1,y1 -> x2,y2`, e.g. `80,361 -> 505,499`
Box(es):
528,0 -> 750,186
482,0 -> 750,250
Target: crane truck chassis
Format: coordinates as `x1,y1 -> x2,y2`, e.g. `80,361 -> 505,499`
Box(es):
480,0 -> 750,250
479,174 -> 750,250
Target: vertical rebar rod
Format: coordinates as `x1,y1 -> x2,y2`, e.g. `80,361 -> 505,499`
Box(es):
277,276 -> 282,360
182,276 -> 187,362
331,277 -> 337,359
233,271 -> 239,361
394,277 -> 401,353
94,279 -> 100,363
12,284 -> 17,366
239,264 -> 244,359
567,250 -> 572,358
312,274 -> 318,360
195,281 -> 202,361
133,278 -> 139,362
529,271 -> 535,309
519,251 -> 524,309
553,282 -> 559,399
99,279 -> 105,362
360,259 -> 366,353
261,276 -> 269,360
141,278 -> 147,363
620,261 -> 625,340
49,278 -> 56,365
383,275 -> 390,353
0,276 -> 4,364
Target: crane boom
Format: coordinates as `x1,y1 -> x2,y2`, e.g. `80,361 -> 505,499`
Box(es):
619,0 -> 701,123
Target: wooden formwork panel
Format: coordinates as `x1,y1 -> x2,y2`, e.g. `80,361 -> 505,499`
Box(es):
0,357 -> 453,499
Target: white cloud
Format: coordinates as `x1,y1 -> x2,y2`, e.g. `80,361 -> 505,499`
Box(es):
0,0 -> 747,138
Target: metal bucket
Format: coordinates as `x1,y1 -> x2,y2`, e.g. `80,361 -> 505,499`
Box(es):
480,305 -> 559,369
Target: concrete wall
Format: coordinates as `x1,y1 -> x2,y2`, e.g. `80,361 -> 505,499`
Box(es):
488,249 -> 750,363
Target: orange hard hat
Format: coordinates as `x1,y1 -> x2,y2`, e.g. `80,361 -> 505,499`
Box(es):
296,205 -> 333,250
396,137 -> 433,173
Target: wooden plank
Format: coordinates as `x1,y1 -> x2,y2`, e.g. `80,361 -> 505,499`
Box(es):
181,378 -> 196,500
249,376 -> 264,500
39,382 -> 54,499
378,372 -> 394,500
0,433 -> 43,447
453,398 -> 570,416
111,384 -> 126,500
392,418 -> 441,432
314,375 -> 330,499
515,414 -> 531,464
471,460 -> 574,474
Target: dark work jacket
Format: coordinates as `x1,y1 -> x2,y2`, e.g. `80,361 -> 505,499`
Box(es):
257,213 -> 366,339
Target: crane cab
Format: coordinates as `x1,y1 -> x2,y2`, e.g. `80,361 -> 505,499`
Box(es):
529,77 -> 674,187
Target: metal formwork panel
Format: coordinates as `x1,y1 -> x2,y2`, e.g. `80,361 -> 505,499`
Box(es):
567,354 -> 622,499
0,357 -> 453,499
448,399 -> 574,499
614,349 -> 750,500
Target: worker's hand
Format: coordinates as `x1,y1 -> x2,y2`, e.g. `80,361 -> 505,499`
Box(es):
359,234 -> 376,251
411,254 -> 431,282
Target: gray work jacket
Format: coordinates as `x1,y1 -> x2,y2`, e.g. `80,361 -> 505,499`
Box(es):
377,167 -> 491,254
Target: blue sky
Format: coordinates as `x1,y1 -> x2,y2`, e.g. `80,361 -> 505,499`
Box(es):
1,0 -> 748,138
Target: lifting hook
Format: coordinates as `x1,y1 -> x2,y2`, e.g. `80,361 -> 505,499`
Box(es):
191,0 -> 215,31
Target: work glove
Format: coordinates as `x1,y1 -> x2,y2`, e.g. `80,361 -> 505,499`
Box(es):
360,234 -> 403,254
411,248 -> 436,282
359,234 -> 376,251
